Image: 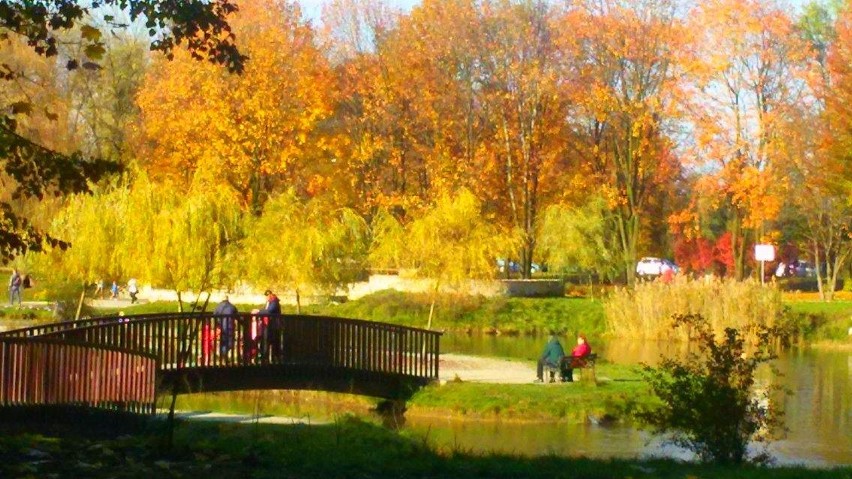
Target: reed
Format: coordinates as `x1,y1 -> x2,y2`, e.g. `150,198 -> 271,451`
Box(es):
604,276 -> 783,339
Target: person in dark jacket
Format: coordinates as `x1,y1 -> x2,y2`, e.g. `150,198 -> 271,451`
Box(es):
256,290 -> 282,362
535,333 -> 565,383
214,296 -> 238,359
259,290 -> 281,315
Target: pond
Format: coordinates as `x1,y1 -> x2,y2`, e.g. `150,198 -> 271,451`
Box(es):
427,335 -> 851,466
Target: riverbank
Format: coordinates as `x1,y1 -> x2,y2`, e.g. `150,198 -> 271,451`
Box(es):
170,356 -> 651,424
1,417 -> 849,478
80,290 -> 850,344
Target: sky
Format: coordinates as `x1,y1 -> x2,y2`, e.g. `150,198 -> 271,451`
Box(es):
298,0 -> 421,23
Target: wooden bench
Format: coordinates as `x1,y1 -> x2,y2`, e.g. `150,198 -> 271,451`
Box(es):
544,353 -> 598,383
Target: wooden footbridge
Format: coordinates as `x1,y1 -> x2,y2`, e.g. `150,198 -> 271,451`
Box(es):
0,313 -> 441,415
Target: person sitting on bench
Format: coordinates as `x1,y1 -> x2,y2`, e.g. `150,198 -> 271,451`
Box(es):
560,333 -> 592,382
535,332 -> 565,383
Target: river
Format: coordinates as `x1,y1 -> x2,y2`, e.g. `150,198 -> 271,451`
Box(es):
425,335 -> 851,466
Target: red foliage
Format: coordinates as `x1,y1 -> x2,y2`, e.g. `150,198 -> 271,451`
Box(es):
674,232 -> 736,277
713,232 -> 735,277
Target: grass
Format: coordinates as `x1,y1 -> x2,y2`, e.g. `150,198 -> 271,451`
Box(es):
301,290 -> 606,336
167,362 -> 649,424
1,417 -> 849,478
781,300 -> 852,342
408,363 -> 650,422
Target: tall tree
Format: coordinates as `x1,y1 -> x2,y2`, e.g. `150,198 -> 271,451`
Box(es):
682,0 -> 809,279
136,0 -> 333,214
241,191 -> 368,313
560,0 -> 685,284
0,0 -> 244,260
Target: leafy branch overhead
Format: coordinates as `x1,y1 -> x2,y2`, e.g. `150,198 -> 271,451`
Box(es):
0,0 -> 245,260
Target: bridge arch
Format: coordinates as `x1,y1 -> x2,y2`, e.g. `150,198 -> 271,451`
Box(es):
0,313 -> 441,412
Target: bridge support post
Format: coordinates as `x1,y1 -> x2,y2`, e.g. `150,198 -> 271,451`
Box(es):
374,399 -> 407,429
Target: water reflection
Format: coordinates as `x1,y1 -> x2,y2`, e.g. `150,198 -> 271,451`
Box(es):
440,334 -> 851,466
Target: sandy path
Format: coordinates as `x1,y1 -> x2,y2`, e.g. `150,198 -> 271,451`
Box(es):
439,353 -> 537,384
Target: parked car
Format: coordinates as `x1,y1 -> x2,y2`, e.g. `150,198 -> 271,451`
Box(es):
775,260 -> 816,278
497,259 -> 543,274
636,257 -> 679,279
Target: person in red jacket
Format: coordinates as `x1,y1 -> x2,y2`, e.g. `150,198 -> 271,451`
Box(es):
560,333 -> 592,382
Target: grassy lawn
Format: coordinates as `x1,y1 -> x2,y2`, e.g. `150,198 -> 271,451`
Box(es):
408,363 -> 649,422
170,362 -> 648,424
1,417 -> 849,478
782,300 -> 852,342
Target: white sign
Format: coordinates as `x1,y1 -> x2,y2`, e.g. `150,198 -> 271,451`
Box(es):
754,244 -> 775,262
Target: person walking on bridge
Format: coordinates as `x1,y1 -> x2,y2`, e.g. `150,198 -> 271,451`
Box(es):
253,290 -> 281,363
214,295 -> 238,362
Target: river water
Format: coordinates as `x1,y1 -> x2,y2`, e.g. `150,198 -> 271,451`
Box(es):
424,335 -> 851,466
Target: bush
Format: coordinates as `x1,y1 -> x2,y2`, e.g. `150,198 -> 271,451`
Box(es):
636,313 -> 788,465
604,276 -> 782,339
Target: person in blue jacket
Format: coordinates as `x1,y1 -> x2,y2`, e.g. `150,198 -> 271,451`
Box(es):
535,333 -> 565,383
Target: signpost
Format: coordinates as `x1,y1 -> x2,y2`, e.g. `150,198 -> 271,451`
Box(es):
754,244 -> 775,285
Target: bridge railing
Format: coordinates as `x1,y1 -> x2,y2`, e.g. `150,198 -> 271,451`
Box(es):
22,313 -> 441,381
0,338 -> 156,414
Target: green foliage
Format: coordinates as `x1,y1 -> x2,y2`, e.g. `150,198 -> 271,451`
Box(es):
537,196 -> 620,280
372,189 -> 513,288
301,290 -> 606,336
604,277 -> 783,339
147,184 -> 243,293
636,314 -> 789,465
241,191 -> 368,301
782,301 -> 852,341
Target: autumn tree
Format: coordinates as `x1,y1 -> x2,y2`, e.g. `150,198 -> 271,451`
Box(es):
559,0 -> 686,285
681,0 -> 810,280
799,1 -> 852,300
0,0 -> 244,260
136,0 -> 333,214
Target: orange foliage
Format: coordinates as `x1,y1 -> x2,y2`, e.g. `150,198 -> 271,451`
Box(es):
136,0 -> 334,212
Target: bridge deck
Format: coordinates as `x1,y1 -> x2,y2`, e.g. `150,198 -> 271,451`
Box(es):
0,313 -> 441,412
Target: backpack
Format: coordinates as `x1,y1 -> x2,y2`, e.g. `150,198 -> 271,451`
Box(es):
22,275 -> 32,288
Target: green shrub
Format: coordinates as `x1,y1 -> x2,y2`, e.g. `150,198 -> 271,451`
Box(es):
636,314 -> 788,465
604,277 -> 782,339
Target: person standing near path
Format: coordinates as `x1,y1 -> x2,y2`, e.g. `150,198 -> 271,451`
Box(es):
535,333 -> 565,383
127,278 -> 139,304
252,290 -> 281,362
110,281 -> 119,299
8,268 -> 22,306
214,295 -> 238,362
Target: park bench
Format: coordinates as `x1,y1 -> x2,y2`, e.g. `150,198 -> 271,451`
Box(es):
544,353 -> 598,383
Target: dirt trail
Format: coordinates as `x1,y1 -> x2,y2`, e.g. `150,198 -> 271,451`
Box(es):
439,353 -> 537,384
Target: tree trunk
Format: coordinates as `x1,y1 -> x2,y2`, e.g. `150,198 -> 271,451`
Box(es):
814,240 -> 825,302
74,286 -> 86,321
295,289 -> 301,314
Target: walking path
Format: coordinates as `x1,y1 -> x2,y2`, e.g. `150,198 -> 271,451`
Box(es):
439,353 -> 536,384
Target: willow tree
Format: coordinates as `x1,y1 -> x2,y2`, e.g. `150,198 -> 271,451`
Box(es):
145,185 -> 244,309
0,0 -> 244,261
537,196 -> 620,282
241,191 -> 368,313
372,189 -> 512,329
